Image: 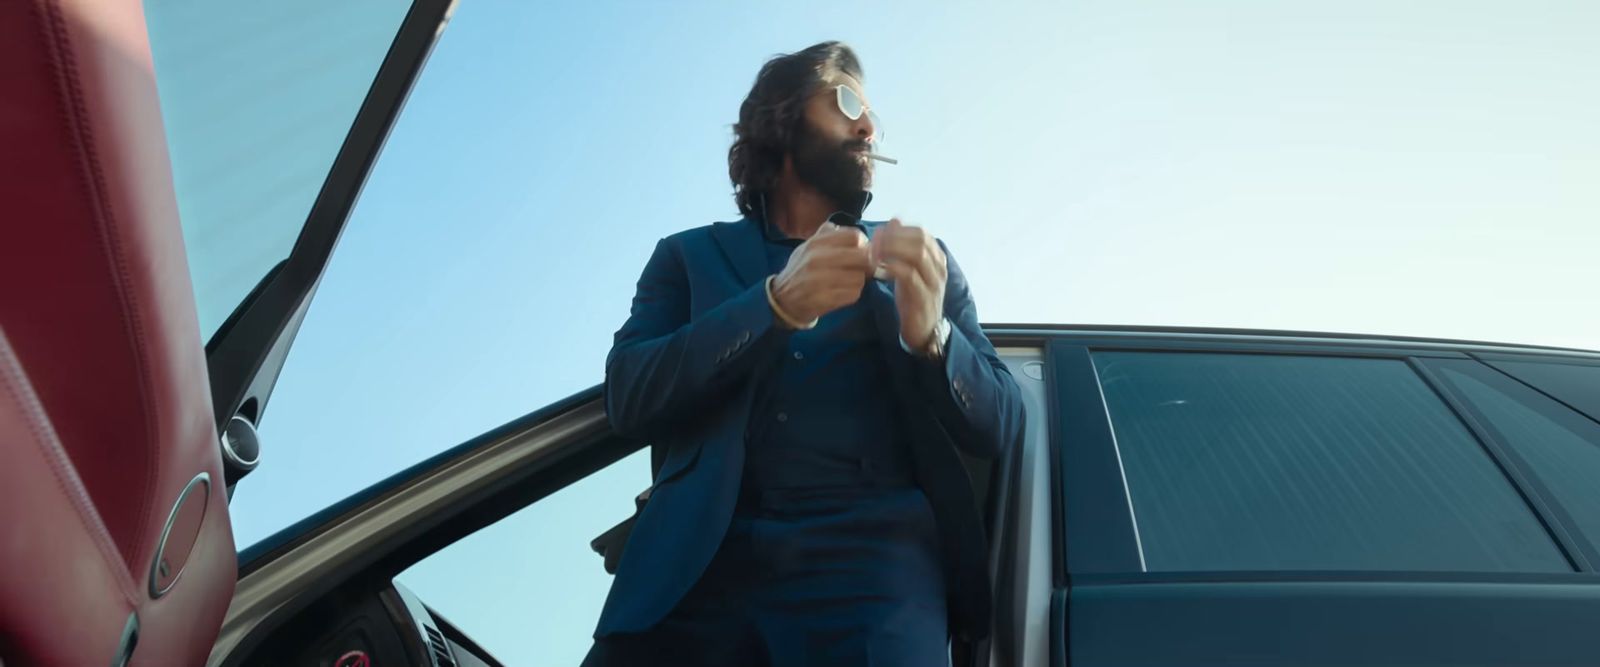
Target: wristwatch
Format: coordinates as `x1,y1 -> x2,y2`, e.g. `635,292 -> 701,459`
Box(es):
901,317 -> 953,360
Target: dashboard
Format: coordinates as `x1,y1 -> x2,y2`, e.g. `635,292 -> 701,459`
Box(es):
237,580 -> 501,667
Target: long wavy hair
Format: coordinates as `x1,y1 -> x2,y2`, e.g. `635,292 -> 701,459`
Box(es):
728,42 -> 863,216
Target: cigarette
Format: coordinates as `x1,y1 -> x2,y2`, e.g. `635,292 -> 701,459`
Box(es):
867,153 -> 899,165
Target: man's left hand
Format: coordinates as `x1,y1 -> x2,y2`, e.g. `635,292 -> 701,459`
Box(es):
869,218 -> 947,351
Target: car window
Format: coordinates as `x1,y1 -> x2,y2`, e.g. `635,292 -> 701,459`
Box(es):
146,0 -> 413,340
1434,359 -> 1600,553
1482,359 -> 1600,424
1091,351 -> 1569,572
396,450 -> 650,666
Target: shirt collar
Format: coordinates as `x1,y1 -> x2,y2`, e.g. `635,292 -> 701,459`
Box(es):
756,190 -> 875,241
759,210 -> 790,242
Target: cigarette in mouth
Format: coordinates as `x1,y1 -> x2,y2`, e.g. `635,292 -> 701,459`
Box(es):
866,153 -> 899,165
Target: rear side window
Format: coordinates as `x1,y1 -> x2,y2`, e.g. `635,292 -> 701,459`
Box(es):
1483,359 -> 1600,423
1092,352 -> 1569,573
1434,359 -> 1600,553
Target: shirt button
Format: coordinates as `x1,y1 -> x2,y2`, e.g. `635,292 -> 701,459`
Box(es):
776,412 -> 788,423
793,351 -> 804,360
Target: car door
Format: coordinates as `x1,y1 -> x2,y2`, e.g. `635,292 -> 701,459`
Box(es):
170,0 -> 456,490
1047,336 -> 1600,667
210,386 -> 629,666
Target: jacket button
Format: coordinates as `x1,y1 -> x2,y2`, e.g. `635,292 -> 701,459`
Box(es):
776,412 -> 788,423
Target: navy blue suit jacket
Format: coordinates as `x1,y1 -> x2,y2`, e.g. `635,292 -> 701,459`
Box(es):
595,215 -> 1026,641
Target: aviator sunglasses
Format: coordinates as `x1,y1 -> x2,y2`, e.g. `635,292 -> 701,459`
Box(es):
830,85 -> 895,163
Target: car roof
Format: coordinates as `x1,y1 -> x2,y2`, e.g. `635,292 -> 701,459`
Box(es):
982,323 -> 1600,360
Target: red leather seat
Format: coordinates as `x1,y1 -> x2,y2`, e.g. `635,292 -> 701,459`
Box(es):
1,0 -> 237,664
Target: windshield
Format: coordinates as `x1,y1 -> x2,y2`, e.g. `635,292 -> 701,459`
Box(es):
147,0 -> 414,340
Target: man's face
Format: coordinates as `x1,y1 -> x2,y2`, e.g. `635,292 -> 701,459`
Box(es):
790,75 -> 879,206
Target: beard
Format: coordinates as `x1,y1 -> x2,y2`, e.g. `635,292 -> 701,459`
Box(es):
791,120 -> 872,211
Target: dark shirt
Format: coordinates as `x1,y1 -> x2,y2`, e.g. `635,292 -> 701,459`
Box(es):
741,216 -> 916,496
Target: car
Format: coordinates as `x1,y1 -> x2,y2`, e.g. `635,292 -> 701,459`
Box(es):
215,324 -> 1600,667
7,0 -> 1599,666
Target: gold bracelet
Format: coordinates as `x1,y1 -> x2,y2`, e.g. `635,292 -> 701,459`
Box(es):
766,276 -> 818,330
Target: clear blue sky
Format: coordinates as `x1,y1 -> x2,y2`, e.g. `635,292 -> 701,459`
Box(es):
147,1 -> 1599,664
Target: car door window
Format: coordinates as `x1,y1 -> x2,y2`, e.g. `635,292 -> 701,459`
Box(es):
1434,359 -> 1600,553
146,0 -> 413,340
395,449 -> 650,666
1090,351 -> 1569,572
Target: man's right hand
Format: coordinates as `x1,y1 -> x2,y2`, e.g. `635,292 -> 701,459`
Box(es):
771,222 -> 872,326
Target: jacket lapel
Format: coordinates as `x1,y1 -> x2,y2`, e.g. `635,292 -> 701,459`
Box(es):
709,217 -> 768,289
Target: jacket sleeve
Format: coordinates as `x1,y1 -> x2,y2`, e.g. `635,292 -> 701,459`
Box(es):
904,242 -> 1026,459
604,236 -> 792,439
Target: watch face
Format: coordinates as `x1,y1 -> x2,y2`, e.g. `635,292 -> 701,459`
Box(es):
926,320 -> 946,358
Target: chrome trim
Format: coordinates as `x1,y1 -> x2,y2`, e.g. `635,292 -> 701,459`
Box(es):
207,401 -> 609,667
220,415 -> 260,470
112,611 -> 139,667
149,472 -> 210,599
982,327 -> 1600,359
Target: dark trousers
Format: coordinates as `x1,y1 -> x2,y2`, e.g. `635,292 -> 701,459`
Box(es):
583,486 -> 950,667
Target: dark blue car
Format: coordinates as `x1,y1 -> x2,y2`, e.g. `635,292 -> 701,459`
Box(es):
223,325 -> 1600,667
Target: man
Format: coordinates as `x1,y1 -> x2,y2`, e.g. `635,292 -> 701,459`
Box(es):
585,41 -> 1025,666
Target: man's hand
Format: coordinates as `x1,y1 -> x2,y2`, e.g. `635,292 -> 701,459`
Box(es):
771,222 -> 873,325
869,218 -> 947,350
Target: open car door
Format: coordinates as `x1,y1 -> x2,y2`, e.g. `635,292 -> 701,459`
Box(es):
0,0 -> 452,664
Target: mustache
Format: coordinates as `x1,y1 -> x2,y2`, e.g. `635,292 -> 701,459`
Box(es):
843,139 -> 871,153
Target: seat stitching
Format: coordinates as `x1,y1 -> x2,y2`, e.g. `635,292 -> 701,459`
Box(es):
37,0 -> 162,570
0,330 -> 141,604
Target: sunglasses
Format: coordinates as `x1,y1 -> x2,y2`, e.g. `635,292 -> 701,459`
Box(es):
832,85 -> 884,145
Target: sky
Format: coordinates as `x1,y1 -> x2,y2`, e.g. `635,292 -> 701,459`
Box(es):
146,1 -> 1599,664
